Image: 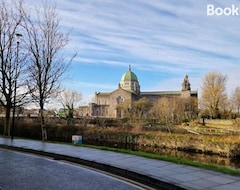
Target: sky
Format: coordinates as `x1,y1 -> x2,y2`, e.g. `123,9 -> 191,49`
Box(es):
24,0 -> 240,107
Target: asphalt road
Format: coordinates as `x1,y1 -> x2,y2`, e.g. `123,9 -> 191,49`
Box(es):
0,149 -> 142,190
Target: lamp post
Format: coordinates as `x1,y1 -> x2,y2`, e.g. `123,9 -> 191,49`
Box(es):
11,33 -> 22,140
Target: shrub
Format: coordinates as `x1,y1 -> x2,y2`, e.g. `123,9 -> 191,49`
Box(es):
15,120 -> 41,140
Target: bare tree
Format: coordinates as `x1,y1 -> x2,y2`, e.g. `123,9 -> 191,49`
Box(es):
232,87 -> 240,114
201,71 -> 228,118
150,97 -> 183,132
131,97 -> 152,122
24,2 -> 75,140
180,97 -> 198,121
0,0 -> 27,136
59,89 -> 81,125
116,99 -> 131,119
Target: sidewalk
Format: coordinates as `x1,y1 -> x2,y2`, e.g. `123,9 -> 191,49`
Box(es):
0,137 -> 240,190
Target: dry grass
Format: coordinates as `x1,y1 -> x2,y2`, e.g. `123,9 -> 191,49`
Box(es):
205,119 -> 236,128
80,119 -> 240,158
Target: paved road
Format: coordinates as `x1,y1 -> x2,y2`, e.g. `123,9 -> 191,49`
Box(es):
0,149 -> 141,190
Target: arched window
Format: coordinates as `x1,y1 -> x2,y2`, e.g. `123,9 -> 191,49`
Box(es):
116,96 -> 124,104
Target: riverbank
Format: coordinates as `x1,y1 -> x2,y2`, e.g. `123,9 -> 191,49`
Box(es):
80,143 -> 240,176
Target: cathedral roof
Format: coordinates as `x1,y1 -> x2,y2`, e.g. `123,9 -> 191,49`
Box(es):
120,65 -> 138,82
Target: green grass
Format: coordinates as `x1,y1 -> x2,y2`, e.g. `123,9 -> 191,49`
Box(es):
80,144 -> 240,176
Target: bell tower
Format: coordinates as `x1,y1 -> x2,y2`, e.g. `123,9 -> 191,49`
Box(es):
181,74 -> 191,98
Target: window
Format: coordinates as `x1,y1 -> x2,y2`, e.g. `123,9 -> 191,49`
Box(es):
116,96 -> 124,104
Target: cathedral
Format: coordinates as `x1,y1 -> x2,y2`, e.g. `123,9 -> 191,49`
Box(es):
79,66 -> 198,118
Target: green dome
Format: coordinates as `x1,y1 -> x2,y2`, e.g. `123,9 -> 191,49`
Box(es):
119,65 -> 140,94
121,70 -> 138,81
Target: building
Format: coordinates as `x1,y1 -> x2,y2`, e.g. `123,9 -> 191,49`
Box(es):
79,66 -> 198,118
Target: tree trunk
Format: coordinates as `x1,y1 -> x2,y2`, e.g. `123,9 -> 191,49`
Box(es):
4,107 -> 11,136
40,103 -> 47,141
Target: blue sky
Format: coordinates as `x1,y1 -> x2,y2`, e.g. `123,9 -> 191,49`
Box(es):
25,0 -> 240,106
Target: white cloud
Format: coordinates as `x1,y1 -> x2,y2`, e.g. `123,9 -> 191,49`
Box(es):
24,0 -> 240,104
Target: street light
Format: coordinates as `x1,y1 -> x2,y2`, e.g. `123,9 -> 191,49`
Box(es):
11,33 -> 22,140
